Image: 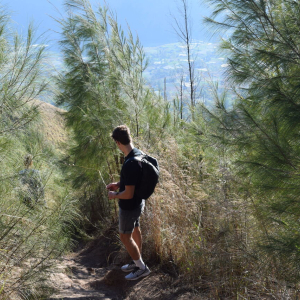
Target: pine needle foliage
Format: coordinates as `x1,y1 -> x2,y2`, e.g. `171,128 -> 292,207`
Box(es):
0,100 -> 78,300
56,0 -> 122,225
0,16 -> 48,137
204,0 -> 300,281
0,9 -> 78,299
56,0 -> 171,226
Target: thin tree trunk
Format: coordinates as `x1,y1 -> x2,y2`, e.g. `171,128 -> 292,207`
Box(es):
171,0 -> 196,120
180,75 -> 184,120
164,77 -> 167,102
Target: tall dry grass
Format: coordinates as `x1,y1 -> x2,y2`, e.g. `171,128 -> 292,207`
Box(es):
139,137 -> 299,299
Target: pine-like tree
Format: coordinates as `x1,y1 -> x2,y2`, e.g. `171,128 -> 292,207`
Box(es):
56,0 -> 171,225
204,0 -> 300,279
0,18 -> 48,137
0,9 -> 77,298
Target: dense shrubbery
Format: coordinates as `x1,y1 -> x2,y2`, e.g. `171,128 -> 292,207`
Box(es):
0,10 -> 78,300
203,0 -> 300,282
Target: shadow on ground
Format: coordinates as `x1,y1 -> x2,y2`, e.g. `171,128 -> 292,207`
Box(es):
49,225 -> 206,300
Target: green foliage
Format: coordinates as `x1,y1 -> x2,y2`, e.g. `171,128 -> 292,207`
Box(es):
0,101 -> 78,300
0,8 -> 78,298
56,0 -> 171,226
0,19 -> 49,136
204,0 -> 300,280
56,0 -> 121,224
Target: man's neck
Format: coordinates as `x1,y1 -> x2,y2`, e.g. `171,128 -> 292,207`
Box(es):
122,143 -> 134,157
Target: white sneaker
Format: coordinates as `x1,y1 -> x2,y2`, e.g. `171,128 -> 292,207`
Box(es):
125,265 -> 151,280
121,261 -> 136,272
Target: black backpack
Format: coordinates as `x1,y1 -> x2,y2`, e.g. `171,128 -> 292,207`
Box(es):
127,153 -> 159,200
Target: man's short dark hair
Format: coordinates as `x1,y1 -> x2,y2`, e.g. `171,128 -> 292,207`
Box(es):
111,125 -> 132,145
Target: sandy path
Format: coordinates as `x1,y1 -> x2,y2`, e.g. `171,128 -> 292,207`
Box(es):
48,255 -> 125,300
47,229 -> 201,300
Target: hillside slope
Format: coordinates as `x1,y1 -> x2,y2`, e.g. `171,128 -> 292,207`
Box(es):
34,99 -> 69,150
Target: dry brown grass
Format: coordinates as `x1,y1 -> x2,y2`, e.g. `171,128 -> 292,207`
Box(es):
31,100 -> 69,152
136,137 -> 299,299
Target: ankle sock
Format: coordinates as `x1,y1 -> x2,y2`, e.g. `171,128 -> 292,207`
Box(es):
134,257 -> 146,270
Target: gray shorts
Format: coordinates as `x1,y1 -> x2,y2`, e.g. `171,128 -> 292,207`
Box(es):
119,201 -> 145,234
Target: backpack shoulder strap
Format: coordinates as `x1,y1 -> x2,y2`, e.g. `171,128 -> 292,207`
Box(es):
125,151 -> 145,163
126,155 -> 143,168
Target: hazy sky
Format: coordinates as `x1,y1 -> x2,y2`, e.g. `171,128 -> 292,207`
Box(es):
7,0 -> 214,50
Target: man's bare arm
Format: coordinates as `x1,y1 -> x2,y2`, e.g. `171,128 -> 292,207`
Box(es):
108,185 -> 135,200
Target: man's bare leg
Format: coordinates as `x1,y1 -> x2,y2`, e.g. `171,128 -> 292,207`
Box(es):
132,226 -> 142,252
120,231 -> 146,271
120,233 -> 140,260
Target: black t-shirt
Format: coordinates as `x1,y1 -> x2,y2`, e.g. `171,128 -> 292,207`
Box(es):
119,148 -> 143,210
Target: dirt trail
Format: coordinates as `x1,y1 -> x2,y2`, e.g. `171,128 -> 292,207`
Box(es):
48,228 -> 203,300
49,256 -> 118,299
48,255 -> 169,300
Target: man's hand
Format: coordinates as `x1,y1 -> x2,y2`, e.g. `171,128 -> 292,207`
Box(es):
108,191 -> 119,199
106,182 -> 120,191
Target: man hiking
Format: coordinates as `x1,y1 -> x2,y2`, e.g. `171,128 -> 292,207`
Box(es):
106,125 -> 151,280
